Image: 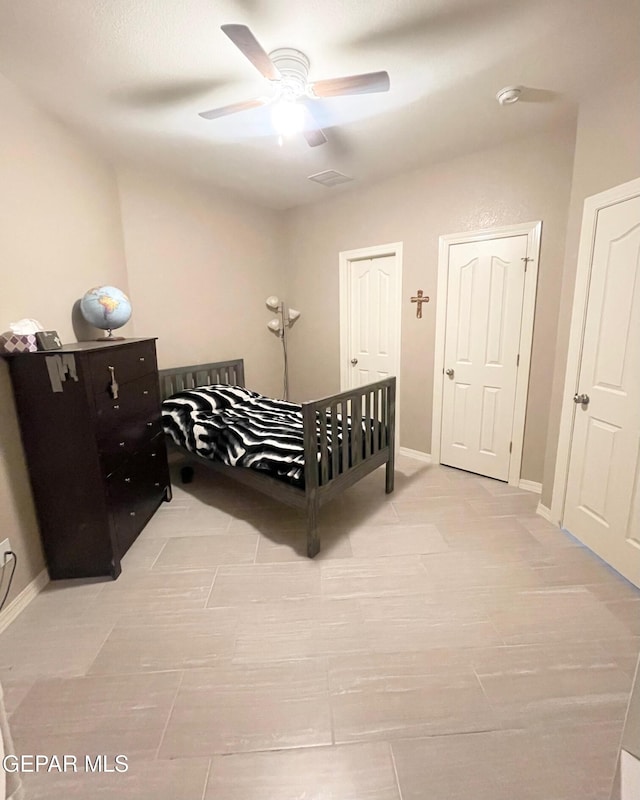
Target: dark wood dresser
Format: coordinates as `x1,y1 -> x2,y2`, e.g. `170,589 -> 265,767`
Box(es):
5,338 -> 171,580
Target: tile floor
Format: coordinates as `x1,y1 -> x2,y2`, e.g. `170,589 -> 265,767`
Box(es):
1,455 -> 638,799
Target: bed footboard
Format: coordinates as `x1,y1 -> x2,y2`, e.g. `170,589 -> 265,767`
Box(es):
302,377 -> 396,557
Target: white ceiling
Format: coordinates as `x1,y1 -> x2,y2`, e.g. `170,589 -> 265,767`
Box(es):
0,0 -> 638,209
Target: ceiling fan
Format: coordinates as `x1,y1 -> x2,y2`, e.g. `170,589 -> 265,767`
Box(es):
199,24 -> 390,147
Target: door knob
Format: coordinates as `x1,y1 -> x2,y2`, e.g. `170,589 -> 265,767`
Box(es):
445,368 -> 454,377
573,393 -> 590,405
351,358 -> 358,366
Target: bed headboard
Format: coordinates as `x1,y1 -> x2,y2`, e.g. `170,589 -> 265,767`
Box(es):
158,359 -> 245,400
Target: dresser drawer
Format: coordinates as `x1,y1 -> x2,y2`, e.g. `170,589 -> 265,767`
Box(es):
95,372 -> 160,432
98,413 -> 163,477
89,340 -> 157,394
107,435 -> 170,555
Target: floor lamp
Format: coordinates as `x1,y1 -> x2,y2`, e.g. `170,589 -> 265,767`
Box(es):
266,295 -> 301,400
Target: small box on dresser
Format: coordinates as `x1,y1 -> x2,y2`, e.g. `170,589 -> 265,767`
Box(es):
4,338 -> 171,580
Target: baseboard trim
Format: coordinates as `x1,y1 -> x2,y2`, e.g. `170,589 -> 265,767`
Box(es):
536,502 -> 553,522
519,479 -> 542,494
398,447 -> 432,463
0,568 -> 49,635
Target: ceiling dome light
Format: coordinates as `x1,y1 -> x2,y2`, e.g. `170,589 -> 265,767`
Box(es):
496,86 -> 521,105
271,99 -> 305,137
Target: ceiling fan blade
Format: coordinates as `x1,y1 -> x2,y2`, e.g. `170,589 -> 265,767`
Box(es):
221,24 -> 281,81
199,97 -> 269,120
310,70 -> 390,98
303,126 -> 328,148
302,105 -> 328,147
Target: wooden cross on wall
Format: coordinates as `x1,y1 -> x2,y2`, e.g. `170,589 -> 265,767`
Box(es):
411,289 -> 430,318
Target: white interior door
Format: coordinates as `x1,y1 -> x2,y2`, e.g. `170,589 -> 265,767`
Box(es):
343,253 -> 400,388
440,235 -> 529,481
340,245 -> 402,445
562,193 -> 640,586
349,255 -> 394,386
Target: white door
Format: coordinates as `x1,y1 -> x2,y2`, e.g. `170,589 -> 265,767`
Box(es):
349,255 -> 395,386
562,192 -> 640,586
342,252 -> 401,388
440,235 -> 529,480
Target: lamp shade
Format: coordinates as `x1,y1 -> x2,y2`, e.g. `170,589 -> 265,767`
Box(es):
267,318 -> 282,333
287,308 -> 301,323
266,295 -> 281,311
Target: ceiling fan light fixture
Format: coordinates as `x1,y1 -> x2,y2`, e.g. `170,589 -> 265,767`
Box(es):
205,25 -> 391,148
496,86 -> 521,105
271,98 -> 305,137
268,48 -> 310,97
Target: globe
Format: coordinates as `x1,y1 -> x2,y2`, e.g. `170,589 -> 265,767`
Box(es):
80,286 -> 132,338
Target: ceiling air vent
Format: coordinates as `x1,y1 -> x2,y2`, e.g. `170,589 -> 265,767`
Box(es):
307,170 -> 353,187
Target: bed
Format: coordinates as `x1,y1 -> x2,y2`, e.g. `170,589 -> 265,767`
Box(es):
158,359 -> 395,557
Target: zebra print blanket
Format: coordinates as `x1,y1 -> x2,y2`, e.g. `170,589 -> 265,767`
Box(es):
162,385 -> 327,487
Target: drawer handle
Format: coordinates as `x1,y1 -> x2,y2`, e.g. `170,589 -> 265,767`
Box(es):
124,477 -> 131,483
139,357 -> 145,362
108,366 -> 119,400
113,404 -> 120,410
150,452 -> 157,458
142,390 -> 149,396
129,511 -> 136,517
119,441 -> 126,447
146,421 -> 153,427
154,482 -> 160,487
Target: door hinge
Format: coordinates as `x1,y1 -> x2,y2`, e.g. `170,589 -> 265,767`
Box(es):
516,354 -> 520,366
509,441 -> 513,454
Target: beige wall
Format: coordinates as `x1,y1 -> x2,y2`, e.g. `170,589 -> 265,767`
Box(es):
0,73 -> 129,603
117,168 -> 285,399
284,125 -> 576,483
541,74 -> 640,508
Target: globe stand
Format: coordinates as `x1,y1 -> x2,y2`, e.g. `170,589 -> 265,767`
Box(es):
94,329 -> 125,342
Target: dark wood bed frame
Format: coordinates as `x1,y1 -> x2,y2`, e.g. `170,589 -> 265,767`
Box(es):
158,358 -> 395,557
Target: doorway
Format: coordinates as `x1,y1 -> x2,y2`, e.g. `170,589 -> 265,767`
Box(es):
432,222 -> 542,484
